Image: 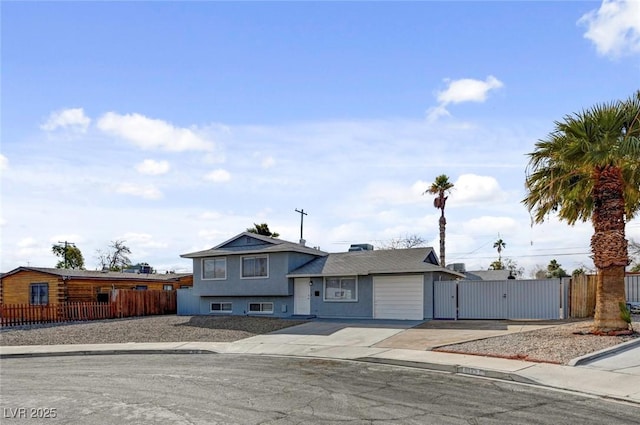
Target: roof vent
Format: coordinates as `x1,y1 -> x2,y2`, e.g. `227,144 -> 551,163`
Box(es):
348,244 -> 374,252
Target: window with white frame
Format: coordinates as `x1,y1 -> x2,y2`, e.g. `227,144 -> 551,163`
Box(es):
241,255 -> 268,278
324,277 -> 357,301
202,258 -> 227,280
30,283 -> 49,305
210,302 -> 232,313
248,302 -> 273,314
163,284 -> 174,291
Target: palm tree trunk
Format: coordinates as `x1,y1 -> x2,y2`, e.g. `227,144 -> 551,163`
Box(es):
439,212 -> 446,266
593,267 -> 627,332
591,165 -> 629,332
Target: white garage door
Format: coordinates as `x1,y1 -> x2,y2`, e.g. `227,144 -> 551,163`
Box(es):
373,275 -> 424,320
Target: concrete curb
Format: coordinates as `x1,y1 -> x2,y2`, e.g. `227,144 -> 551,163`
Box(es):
0,349 -> 219,359
568,337 -> 640,366
356,356 -> 539,385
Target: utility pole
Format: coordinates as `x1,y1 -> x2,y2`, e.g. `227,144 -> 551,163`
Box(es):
294,208 -> 308,242
58,241 -> 76,269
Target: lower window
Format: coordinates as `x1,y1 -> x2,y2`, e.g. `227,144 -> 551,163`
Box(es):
30,283 -> 49,305
210,302 -> 232,313
248,302 -> 273,314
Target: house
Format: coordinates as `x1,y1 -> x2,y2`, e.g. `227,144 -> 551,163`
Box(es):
446,263 -> 513,281
178,232 -> 463,320
0,267 -> 193,305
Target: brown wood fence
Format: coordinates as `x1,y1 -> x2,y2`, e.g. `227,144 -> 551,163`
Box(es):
0,289 -> 176,327
569,274 -> 597,318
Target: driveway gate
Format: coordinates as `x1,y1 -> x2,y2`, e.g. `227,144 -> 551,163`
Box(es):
434,279 -> 564,320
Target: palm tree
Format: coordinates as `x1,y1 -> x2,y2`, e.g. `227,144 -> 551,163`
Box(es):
247,223 -> 280,238
523,91 -> 640,332
493,238 -> 506,261
426,174 -> 454,266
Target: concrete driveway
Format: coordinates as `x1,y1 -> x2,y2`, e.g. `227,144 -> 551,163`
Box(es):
375,319 -> 559,350
268,319 -> 557,351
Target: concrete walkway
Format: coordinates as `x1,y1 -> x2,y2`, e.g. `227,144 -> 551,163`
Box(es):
2,321 -> 639,405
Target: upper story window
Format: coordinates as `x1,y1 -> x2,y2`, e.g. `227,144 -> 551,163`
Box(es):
30,283 -> 49,305
203,258 -> 227,280
241,255 -> 269,279
324,277 -> 357,302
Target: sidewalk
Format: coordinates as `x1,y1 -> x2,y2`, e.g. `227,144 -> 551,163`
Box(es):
2,325 -> 639,405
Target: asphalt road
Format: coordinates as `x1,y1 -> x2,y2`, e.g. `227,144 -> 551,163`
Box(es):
1,354 -> 638,424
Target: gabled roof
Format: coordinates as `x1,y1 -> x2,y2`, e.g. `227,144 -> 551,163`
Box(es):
287,247 -> 464,278
180,232 -> 328,258
1,267 -> 191,282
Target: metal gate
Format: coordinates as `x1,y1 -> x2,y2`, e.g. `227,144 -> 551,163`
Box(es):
434,280 -> 457,319
434,279 -> 563,320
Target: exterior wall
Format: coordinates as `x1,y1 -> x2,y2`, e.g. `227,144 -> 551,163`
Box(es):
198,296 -> 293,317
177,288 -> 200,315
311,276 -> 374,319
224,235 -> 271,249
193,252 -> 293,296
0,270 -> 192,304
0,271 -> 65,304
66,278 -> 182,302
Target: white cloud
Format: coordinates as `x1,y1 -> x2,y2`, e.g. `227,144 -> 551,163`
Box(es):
135,159 -> 171,175
41,108 -> 91,132
204,169 -> 231,183
579,0 -> 640,58
449,174 -> 507,205
461,216 -> 519,238
427,76 -> 504,121
0,154 -> 8,171
199,211 -> 223,220
17,237 -> 38,248
437,76 -> 504,105
49,234 -> 83,244
97,112 -> 214,152
114,183 -> 163,200
119,232 -> 168,249
262,156 -> 276,169
362,180 -> 428,206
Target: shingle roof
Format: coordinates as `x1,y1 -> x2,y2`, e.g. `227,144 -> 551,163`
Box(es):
1,267 -> 191,281
181,232 -> 328,258
287,248 -> 464,278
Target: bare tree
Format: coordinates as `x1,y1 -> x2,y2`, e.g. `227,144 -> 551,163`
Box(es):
379,234 -> 426,250
96,240 -> 132,271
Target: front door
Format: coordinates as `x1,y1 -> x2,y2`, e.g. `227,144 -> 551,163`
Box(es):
294,278 -> 311,315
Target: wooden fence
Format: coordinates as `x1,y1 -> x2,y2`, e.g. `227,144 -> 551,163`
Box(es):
569,274 -> 640,318
0,289 -> 176,327
569,274 -> 597,318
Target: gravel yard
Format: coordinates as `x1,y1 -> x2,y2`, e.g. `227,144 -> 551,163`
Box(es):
0,315 -> 308,346
434,318 -> 640,364
1,315 -> 638,365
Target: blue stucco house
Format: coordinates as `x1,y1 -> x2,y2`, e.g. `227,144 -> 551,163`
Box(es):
178,232 -> 463,320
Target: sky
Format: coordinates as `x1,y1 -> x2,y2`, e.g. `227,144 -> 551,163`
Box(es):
2,0 -> 640,276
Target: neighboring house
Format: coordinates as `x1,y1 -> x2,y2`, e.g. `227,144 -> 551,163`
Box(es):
445,263 -> 513,281
179,232 -> 463,320
463,269 -> 513,281
0,267 -> 193,305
